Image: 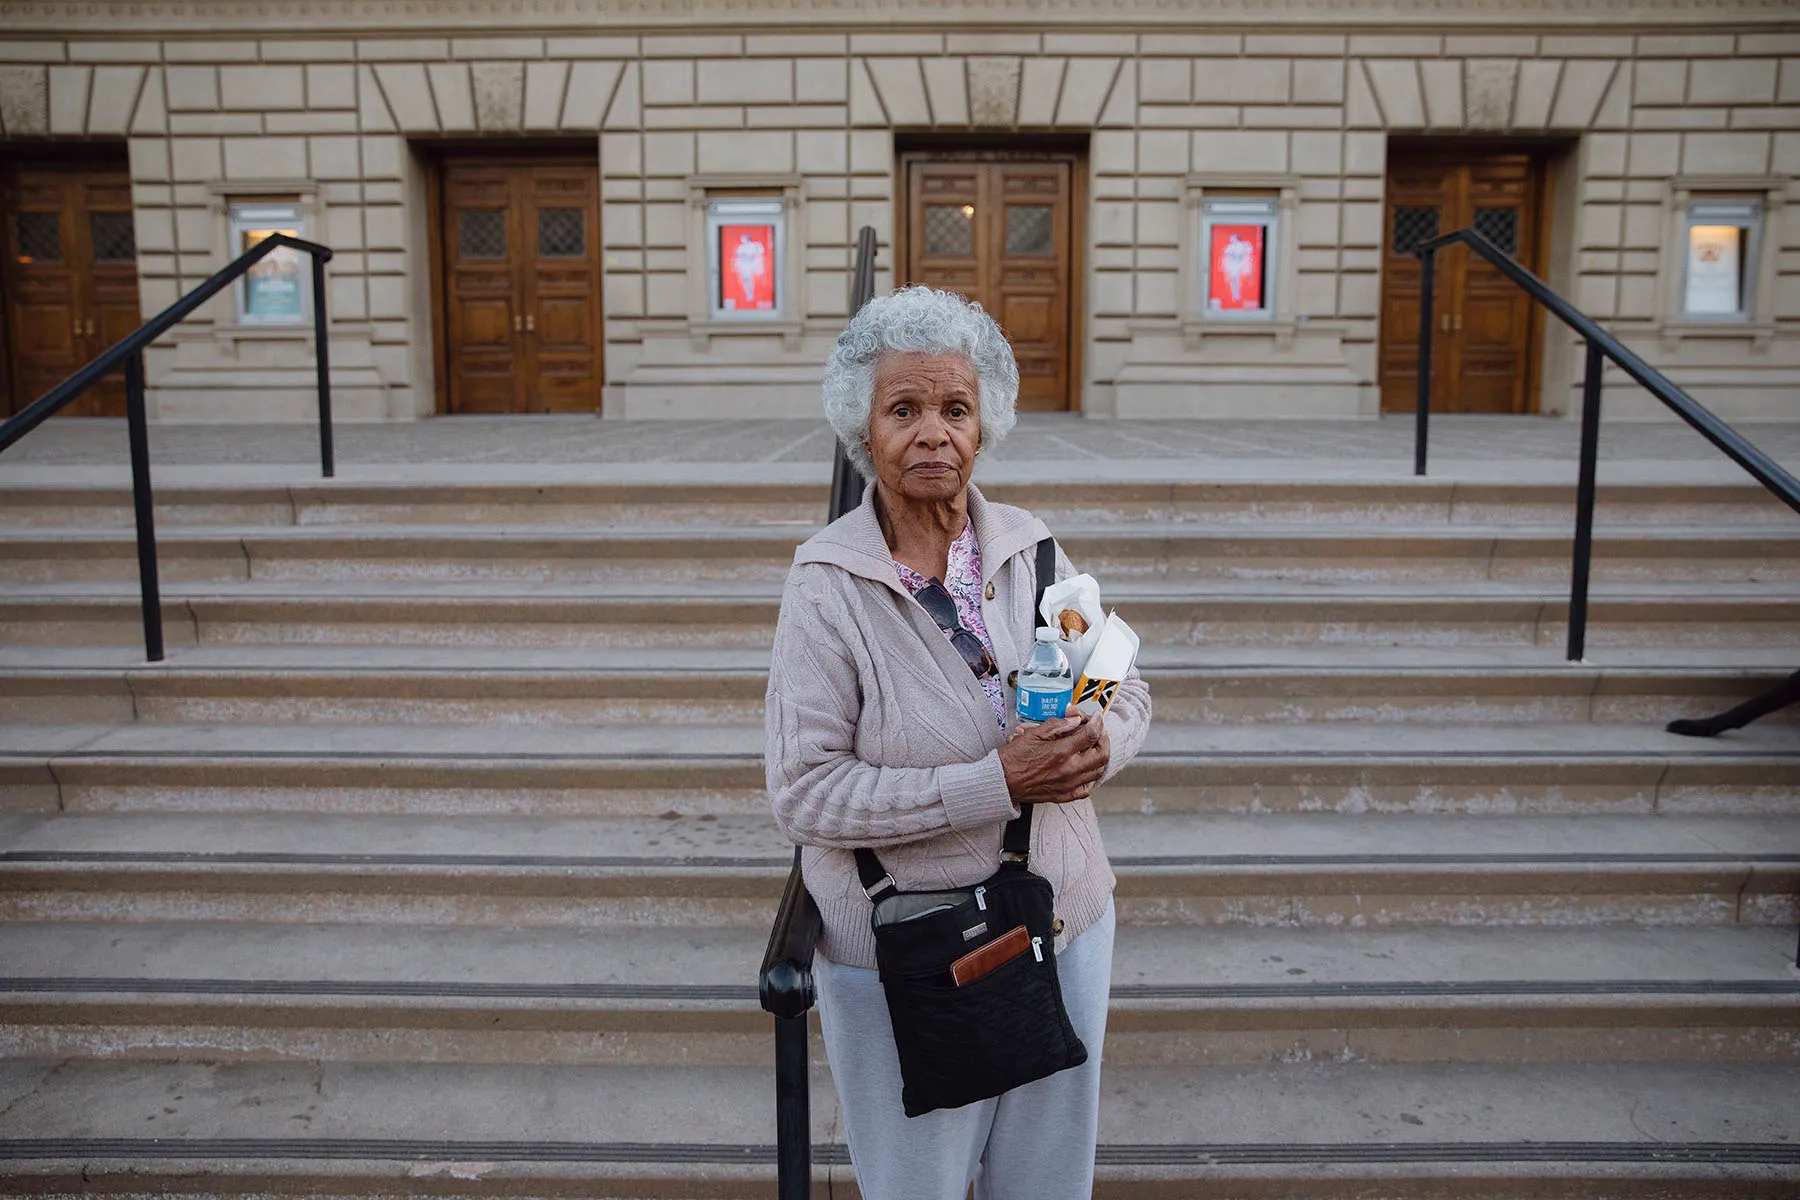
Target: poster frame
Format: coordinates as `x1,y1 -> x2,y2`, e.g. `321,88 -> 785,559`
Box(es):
1679,198 -> 1761,321
705,196 -> 786,322
227,201 -> 311,326
1198,196 -> 1279,322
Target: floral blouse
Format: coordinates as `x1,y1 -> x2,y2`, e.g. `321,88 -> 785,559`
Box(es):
894,521 -> 1009,728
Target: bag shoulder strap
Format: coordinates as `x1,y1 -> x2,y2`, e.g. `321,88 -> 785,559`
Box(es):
1034,535 -> 1056,622
854,535 -> 1057,901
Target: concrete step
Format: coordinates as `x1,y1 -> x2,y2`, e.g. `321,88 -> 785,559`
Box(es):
0,1058 -> 1794,1197
1,922 -> 1794,1066
5,578 -> 1798,648
1,475 -> 1789,530
5,522 -> 1797,585
3,643 -> 1795,728
3,810 -> 1794,928
5,719 -> 1795,817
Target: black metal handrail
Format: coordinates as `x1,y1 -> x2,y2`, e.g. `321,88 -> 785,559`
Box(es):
758,224 -> 878,1200
827,225 -> 879,522
1410,227 -> 1800,662
0,233 -> 335,663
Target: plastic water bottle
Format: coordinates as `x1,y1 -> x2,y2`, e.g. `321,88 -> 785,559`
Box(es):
1016,627 -> 1074,726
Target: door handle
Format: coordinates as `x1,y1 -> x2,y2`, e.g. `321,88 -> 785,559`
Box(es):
1454,313 -> 1463,333
86,319 -> 96,337
73,319 -> 83,339
525,313 -> 535,333
513,314 -> 522,333
1440,313 -> 1450,334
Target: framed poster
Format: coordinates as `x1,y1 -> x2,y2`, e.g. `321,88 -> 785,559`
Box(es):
706,197 -> 785,320
1208,224 -> 1265,311
229,202 -> 308,325
1199,197 -> 1277,319
1684,226 -> 1741,315
1681,200 -> 1759,320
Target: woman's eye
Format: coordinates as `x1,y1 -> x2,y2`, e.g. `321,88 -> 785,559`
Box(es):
893,405 -> 911,419
948,405 -> 969,419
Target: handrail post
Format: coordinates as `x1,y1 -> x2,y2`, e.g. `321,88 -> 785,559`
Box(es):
774,1011 -> 811,1200
123,351 -> 164,664
312,252 -> 335,479
1413,246 -> 1435,477
1567,338 -> 1604,663
828,226 -> 880,523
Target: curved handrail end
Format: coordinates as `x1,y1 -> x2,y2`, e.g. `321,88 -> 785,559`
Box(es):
759,852 -> 823,1019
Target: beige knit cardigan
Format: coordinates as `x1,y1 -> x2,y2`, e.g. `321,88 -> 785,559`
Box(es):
764,482 -> 1152,970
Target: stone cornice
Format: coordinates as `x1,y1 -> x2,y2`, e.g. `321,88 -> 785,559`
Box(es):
0,0 -> 1795,36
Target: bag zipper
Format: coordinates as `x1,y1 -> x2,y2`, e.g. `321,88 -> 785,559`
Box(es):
975,886 -> 987,911
1032,936 -> 1044,962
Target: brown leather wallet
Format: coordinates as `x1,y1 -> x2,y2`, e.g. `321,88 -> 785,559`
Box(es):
951,924 -> 1031,986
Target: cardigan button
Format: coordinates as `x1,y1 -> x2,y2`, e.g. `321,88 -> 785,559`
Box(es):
984,582 -> 995,600
1006,670 -> 1018,690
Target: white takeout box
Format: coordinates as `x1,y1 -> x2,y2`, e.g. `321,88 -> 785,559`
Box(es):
1070,611 -> 1140,717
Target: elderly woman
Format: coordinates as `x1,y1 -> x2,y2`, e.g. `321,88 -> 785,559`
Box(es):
764,286 -> 1151,1200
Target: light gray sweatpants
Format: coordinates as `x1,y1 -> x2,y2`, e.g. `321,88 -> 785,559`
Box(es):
815,898 -> 1116,1200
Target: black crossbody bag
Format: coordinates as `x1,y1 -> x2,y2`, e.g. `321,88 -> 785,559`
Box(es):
853,537 -> 1088,1118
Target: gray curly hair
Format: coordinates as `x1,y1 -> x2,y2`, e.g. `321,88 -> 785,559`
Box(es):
822,285 -> 1020,480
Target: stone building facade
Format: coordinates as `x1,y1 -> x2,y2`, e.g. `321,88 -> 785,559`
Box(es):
0,1 -> 1796,423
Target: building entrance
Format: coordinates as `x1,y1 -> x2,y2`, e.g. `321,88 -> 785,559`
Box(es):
1379,147 -> 1550,415
432,152 -> 602,414
899,152 -> 1081,412
1,154 -> 141,418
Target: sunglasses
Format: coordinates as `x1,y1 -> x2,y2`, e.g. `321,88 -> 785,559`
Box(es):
915,579 -> 999,680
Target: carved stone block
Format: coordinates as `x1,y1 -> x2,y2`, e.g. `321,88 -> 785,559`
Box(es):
967,56 -> 1020,128
473,61 -> 525,130
1465,60 -> 1518,131
2,65 -> 52,136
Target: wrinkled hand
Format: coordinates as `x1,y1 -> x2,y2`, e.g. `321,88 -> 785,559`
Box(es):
998,709 -> 1110,805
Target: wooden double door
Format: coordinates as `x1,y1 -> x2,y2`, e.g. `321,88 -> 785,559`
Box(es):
901,155 -> 1079,412
2,158 -> 142,418
436,155 -> 603,414
1379,149 -> 1548,414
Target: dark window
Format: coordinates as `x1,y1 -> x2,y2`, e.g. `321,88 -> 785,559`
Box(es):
1004,205 -> 1054,256
538,209 -> 584,258
924,205 -> 974,257
90,211 -> 137,263
1391,206 -> 1439,257
458,210 -> 506,260
1472,207 -> 1519,255
12,212 -> 61,263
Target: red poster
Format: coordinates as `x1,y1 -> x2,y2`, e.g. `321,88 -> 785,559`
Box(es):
720,223 -> 776,311
1208,224 -> 1264,311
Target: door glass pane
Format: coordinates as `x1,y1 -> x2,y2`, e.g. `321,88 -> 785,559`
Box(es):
90,212 -> 137,263
924,205 -> 974,256
1391,207 -> 1438,256
458,210 -> 507,260
12,212 -> 61,263
1004,205 -> 1053,256
538,209 -> 584,258
1472,207 -> 1518,255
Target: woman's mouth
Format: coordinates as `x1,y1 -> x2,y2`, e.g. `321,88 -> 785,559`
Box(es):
910,462 -> 954,476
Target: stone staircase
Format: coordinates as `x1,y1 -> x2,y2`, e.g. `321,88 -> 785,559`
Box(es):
1,461 -> 1798,1198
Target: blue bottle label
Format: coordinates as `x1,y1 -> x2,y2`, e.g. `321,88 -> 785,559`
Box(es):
1017,684 -> 1073,723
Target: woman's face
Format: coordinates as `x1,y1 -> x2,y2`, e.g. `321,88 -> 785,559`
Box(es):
866,352 -> 982,506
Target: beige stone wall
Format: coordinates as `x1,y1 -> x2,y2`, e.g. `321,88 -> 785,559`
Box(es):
0,6 -> 1796,422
